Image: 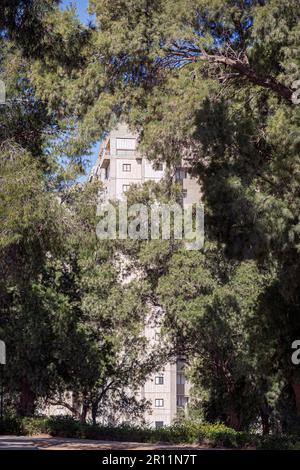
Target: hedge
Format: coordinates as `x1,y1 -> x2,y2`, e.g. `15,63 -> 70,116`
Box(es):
0,416 -> 299,449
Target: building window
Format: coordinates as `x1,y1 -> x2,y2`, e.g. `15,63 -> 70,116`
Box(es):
117,150 -> 135,156
155,421 -> 164,429
122,163 -> 131,172
153,162 -> 163,171
177,373 -> 185,385
155,399 -> 164,408
105,167 -> 109,179
116,138 -> 136,150
136,158 -> 142,164
182,189 -> 187,198
176,169 -> 187,181
155,376 -> 164,385
122,184 -> 131,193
177,396 -> 189,407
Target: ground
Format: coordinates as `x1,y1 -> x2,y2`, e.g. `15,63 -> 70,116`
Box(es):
0,435 -> 209,450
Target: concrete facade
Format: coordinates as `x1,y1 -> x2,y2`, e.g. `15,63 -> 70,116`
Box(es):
90,123 -> 199,428
90,122 -> 201,205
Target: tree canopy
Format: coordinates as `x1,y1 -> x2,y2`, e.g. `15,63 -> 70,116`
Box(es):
1,0 -> 300,433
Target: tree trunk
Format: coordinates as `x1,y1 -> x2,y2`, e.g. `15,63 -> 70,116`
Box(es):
18,376 -> 35,416
80,402 -> 89,424
292,383 -> 300,416
72,391 -> 82,420
260,409 -> 270,435
228,404 -> 241,430
91,401 -> 99,426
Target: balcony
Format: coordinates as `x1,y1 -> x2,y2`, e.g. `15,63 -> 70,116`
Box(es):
100,149 -> 110,169
177,384 -> 185,395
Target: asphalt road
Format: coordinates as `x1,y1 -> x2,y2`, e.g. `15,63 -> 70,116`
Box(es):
0,436 -> 38,450
0,435 -> 206,451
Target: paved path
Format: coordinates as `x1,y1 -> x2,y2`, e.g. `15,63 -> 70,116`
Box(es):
0,435 -> 208,451
0,436 -> 38,450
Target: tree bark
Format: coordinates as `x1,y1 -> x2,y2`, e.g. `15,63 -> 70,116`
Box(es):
292,383 -> 300,416
18,376 -> 35,416
260,409 -> 270,435
80,402 -> 89,424
91,401 -> 99,426
206,55 -> 293,102
228,405 -> 241,431
164,51 -> 293,102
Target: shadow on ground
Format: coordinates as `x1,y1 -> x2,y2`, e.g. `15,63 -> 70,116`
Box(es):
0,435 -> 208,451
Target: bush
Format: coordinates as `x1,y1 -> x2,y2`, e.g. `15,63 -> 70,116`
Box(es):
256,434 -> 300,450
0,415 -> 299,449
46,416 -> 83,438
196,423 -> 240,448
0,416 -> 22,435
81,423 -> 153,442
0,415 -> 82,438
288,441 -> 300,450
0,416 -> 254,447
20,416 -> 50,436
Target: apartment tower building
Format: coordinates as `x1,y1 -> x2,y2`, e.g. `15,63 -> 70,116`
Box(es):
90,123 -> 200,427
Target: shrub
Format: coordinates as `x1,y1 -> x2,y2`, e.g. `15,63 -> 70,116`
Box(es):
1,415 -> 299,449
46,416 -> 83,438
81,423 -> 153,442
20,416 -> 50,436
288,441 -> 300,450
0,416 -> 22,435
256,434 -> 299,450
0,416 -> 252,447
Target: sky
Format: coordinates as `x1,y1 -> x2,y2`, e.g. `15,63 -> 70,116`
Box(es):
61,1 -> 99,182
61,0 -> 93,24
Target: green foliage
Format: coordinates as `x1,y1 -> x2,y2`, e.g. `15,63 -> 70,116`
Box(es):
156,246 -> 274,430
256,434 -> 300,450
0,95 -> 157,423
0,416 -> 22,435
0,151 -> 159,421
2,415 -> 300,449
0,415 -> 249,447
20,416 -> 51,436
27,0 -> 300,159
1,0 -> 300,438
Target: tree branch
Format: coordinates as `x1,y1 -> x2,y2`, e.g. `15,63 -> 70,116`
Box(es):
163,51 -> 293,102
